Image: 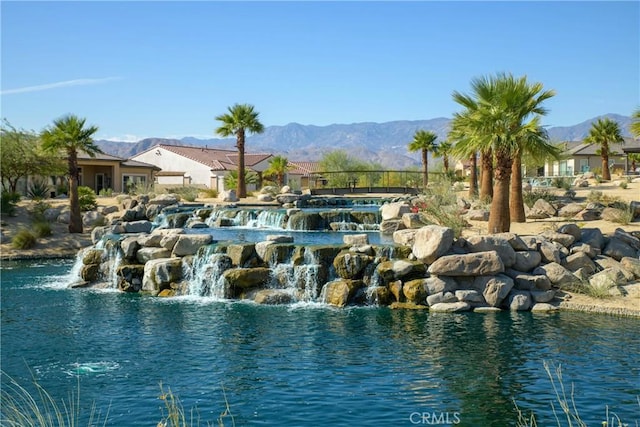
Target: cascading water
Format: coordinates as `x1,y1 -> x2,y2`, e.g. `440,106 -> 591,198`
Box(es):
247,210 -> 287,229
270,249 -> 321,302
185,247 -> 232,298
106,246 -> 123,289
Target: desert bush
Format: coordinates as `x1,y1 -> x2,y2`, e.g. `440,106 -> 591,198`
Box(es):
608,206 -> 635,225
523,189 -> 556,208
619,181 -> 628,189
166,186 -> 199,202
11,229 -> 37,249
26,179 -> 50,200
99,188 -> 113,197
1,191 -> 20,217
551,177 -> 571,189
33,221 -> 52,238
199,188 -> 219,199
28,201 -> 51,222
78,186 -> 98,211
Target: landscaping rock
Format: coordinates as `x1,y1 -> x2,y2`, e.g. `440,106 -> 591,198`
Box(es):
412,225 -> 454,264
428,251 -> 504,276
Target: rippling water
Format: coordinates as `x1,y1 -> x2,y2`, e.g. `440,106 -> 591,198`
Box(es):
1,259 -> 639,426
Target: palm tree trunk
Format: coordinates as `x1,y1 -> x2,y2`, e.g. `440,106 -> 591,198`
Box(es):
480,149 -> 493,200
468,152 -> 478,198
510,152 -> 526,222
488,150 -> 512,233
236,129 -> 246,198
68,151 -> 83,233
443,156 -> 449,175
601,142 -> 610,180
421,149 -> 429,188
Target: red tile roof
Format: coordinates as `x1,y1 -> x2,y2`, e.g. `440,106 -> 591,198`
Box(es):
158,144 -> 271,170
289,161 -> 322,176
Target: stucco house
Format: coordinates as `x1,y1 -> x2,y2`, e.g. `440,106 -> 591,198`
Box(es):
545,137 -> 640,177
287,161 -> 323,190
14,151 -> 160,197
130,144 -> 273,192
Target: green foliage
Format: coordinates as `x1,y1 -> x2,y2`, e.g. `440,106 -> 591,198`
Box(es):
522,188 -> 556,208
587,190 -> 623,207
28,201 -> 51,222
1,191 -> 20,217
264,155 -> 292,186
608,205 -> 634,225
1,120 -> 65,194
127,181 -> 155,196
224,170 -> 259,190
99,188 -> 113,197
26,179 -> 51,200
11,229 -> 37,249
78,186 -> 98,211
33,221 -> 53,238
56,182 -> 68,196
619,181 -> 628,189
158,383 -> 235,427
318,150 -> 376,187
166,186 -> 199,202
551,176 -> 572,190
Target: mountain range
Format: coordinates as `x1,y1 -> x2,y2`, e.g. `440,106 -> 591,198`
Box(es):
97,113 -> 633,169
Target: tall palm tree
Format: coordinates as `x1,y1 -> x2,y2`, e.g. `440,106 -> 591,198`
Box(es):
584,118 -> 624,181
630,108 -> 640,138
433,139 -> 453,175
215,104 -> 264,198
264,155 -> 291,187
451,73 -> 555,233
408,129 -> 438,188
41,115 -> 101,233
509,118 -> 560,222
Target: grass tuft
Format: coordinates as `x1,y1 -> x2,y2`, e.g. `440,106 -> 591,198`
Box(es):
11,228 -> 37,249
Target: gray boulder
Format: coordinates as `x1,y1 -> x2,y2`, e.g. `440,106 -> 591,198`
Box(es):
172,234 -> 213,257
411,225 -> 454,264
513,251 -> 542,272
428,251 -> 504,276
465,235 -> 516,268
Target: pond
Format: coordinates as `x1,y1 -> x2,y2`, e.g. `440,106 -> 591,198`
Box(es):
1,259 -> 639,426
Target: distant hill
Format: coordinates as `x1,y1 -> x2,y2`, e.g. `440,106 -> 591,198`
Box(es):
96,114 -> 633,169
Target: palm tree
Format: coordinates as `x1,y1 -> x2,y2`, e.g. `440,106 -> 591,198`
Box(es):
451,73 -> 555,233
631,108 -> 640,138
264,155 -> 292,187
215,104 -> 265,198
41,115 -> 101,233
433,139 -> 453,175
584,118 -> 624,181
408,129 -> 438,188
509,118 -> 560,222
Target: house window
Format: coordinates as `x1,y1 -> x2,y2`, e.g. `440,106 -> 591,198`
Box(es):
580,159 -> 589,173
123,175 -> 147,192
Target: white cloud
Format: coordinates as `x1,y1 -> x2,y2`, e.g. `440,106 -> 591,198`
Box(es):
1,77 -> 121,95
97,134 -> 145,143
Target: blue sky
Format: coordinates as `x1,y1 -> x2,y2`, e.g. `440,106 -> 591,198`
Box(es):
2,1 -> 638,141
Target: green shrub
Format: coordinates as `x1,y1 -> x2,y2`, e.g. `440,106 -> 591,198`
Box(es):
522,188 -> 556,208
11,229 -> 37,249
608,206 -> 634,225
28,201 -> 51,222
1,191 -> 20,217
56,183 -> 68,196
33,221 -> 52,238
619,181 -> 628,189
78,186 -> 98,211
551,176 -> 571,189
26,179 -> 50,200
99,188 -> 114,197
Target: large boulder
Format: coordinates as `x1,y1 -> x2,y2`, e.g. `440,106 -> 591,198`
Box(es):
333,252 -> 374,279
136,247 -> 172,263
620,257 -> 640,279
505,290 -> 532,311
172,234 -> 213,257
429,302 -> 471,312
402,279 -> 428,304
411,225 -> 454,264
603,237 -> 639,261
427,251 -> 504,276
473,274 -> 514,307
380,202 -> 411,220
465,235 -> 517,268
532,262 -> 581,288
223,267 -> 271,291
253,289 -> 294,305
563,252 -> 596,275
322,279 -> 364,307
512,250 -> 542,272
226,243 -> 257,267
142,258 -> 183,293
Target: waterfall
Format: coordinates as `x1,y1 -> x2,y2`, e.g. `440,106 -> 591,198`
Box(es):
65,247 -> 89,286
185,248 -> 232,298
270,249 -> 321,302
105,245 -> 123,289
247,210 -> 287,229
